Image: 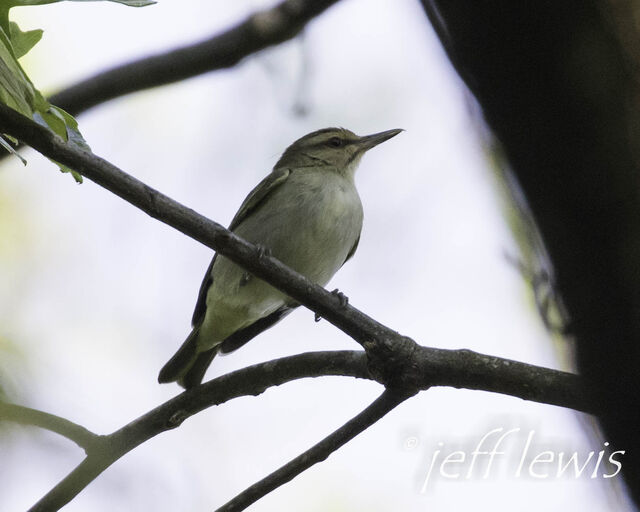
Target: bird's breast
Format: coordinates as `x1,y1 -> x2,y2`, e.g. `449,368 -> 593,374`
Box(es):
203,171 -> 363,341
241,171 -> 363,286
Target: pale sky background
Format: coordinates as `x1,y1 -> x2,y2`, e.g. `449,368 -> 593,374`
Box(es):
0,0 -> 630,511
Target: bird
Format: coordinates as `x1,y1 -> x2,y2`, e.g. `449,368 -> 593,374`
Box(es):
158,127 -> 402,388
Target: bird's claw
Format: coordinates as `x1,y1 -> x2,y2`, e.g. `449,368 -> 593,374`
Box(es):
256,244 -> 272,259
331,288 -> 349,307
315,290 -> 348,323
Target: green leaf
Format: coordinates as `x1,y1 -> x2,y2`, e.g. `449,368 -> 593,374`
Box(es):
0,25 -> 35,116
4,0 -> 156,7
0,134 -> 26,165
33,110 -> 66,140
8,22 -> 42,59
52,106 -> 90,182
73,0 -> 156,5
32,104 -> 90,182
52,105 -> 91,151
0,8 -> 101,181
0,0 -> 152,180
57,163 -> 84,183
3,133 -> 17,144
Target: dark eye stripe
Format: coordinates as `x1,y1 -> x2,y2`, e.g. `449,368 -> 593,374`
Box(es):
304,138 -> 351,151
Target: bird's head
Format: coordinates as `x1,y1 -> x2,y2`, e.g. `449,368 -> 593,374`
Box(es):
274,127 -> 402,176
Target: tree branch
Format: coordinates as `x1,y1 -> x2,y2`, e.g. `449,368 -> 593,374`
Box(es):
27,351 -> 369,512
420,1 -> 640,503
0,102 -> 591,410
0,104 -> 591,510
0,104 -> 591,405
215,388 -> 412,512
0,401 -> 99,452
48,0 -> 343,117
413,346 -> 588,412
25,345 -> 587,512
0,101 -> 404,382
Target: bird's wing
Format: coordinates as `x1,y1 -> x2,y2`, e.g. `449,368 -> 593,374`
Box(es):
190,167 -> 291,327
218,232 -> 358,352
219,305 -> 296,354
228,167 -> 291,231
191,255 -> 216,326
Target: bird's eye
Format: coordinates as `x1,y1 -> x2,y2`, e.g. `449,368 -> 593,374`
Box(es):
328,137 -> 343,148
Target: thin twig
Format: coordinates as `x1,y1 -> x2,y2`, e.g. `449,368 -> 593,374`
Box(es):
27,351 -> 369,512
0,401 -> 99,451
0,0 -> 344,163
23,345 -> 588,512
48,0 -> 343,117
215,389 -> 413,512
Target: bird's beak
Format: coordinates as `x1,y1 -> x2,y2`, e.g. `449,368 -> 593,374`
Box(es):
357,128 -> 403,151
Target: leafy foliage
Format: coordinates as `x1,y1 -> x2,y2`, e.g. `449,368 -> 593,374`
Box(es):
2,1 -> 154,10
0,0 -> 155,181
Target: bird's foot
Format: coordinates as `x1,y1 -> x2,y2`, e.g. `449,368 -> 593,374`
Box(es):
316,289 -> 348,322
256,244 -> 272,259
331,288 -> 349,307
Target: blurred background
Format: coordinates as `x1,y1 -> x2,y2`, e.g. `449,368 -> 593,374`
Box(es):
0,0 -> 628,510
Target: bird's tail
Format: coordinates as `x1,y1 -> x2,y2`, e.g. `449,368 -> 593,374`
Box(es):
179,346 -> 219,389
158,327 -> 219,389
